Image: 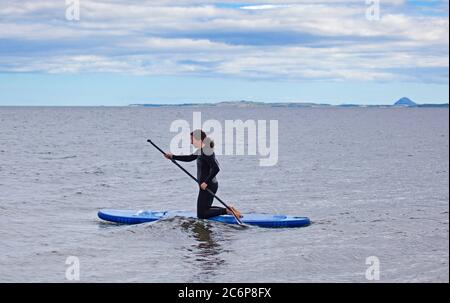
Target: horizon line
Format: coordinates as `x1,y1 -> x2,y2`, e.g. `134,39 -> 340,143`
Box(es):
1,100 -> 449,107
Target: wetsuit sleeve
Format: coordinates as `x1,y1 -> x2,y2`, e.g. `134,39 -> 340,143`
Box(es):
204,154 -> 220,185
172,154 -> 198,162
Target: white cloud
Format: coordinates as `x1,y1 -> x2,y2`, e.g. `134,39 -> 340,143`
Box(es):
123,37 -> 242,52
0,0 -> 447,83
240,5 -> 293,10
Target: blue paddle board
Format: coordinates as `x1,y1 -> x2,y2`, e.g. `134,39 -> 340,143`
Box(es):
98,209 -> 310,228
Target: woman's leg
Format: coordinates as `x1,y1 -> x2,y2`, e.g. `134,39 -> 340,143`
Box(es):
197,183 -> 227,219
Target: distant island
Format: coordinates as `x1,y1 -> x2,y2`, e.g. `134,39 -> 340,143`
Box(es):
394,97 -> 417,106
130,98 -> 448,108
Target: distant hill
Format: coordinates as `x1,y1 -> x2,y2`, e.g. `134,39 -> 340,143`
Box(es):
392,97 -> 448,108
129,100 -> 331,108
394,97 -> 417,107
130,99 -> 448,108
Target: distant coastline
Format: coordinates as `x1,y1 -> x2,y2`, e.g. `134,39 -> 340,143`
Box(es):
130,99 -> 449,108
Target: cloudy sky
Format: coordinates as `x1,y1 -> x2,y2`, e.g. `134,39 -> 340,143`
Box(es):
0,0 -> 448,105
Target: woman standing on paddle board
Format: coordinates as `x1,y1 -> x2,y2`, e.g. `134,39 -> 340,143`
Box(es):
164,130 -> 241,219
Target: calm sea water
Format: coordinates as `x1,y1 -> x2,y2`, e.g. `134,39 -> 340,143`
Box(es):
0,107 -> 448,282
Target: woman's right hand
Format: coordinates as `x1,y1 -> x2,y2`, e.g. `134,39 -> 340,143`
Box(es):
164,153 -> 173,159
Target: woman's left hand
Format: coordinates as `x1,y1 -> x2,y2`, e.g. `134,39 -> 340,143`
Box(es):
200,182 -> 208,190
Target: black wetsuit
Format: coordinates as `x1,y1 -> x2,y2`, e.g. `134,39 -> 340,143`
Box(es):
173,150 -> 227,219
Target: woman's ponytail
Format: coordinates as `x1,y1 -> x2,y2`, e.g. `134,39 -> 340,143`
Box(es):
204,136 -> 215,149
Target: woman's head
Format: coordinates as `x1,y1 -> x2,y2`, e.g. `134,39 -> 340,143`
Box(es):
190,129 -> 214,151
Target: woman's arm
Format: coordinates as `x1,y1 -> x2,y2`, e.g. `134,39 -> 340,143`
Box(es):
172,154 -> 198,162
203,154 -> 220,184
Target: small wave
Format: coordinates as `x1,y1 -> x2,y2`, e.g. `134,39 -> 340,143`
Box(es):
59,155 -> 77,160
98,183 -> 112,188
152,215 -> 200,228
84,167 -> 104,175
370,219 -> 384,223
40,155 -> 77,160
313,219 -> 332,225
141,215 -> 248,231
99,215 -> 249,236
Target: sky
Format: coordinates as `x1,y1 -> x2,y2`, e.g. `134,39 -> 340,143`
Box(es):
0,0 -> 448,105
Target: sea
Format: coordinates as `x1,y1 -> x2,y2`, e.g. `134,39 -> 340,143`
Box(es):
0,106 -> 448,282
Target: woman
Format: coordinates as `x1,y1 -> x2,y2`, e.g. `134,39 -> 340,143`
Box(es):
164,129 -> 241,219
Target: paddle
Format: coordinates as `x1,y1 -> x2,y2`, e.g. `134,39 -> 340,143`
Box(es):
147,139 -> 244,225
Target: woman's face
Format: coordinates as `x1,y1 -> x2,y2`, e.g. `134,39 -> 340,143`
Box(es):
191,135 -> 203,149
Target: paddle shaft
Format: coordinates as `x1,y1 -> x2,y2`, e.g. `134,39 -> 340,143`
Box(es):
147,139 -> 243,224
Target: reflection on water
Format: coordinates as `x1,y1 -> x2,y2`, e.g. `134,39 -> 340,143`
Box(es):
181,220 -> 227,281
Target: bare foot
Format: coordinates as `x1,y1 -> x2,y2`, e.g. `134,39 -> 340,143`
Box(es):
227,206 -> 243,218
